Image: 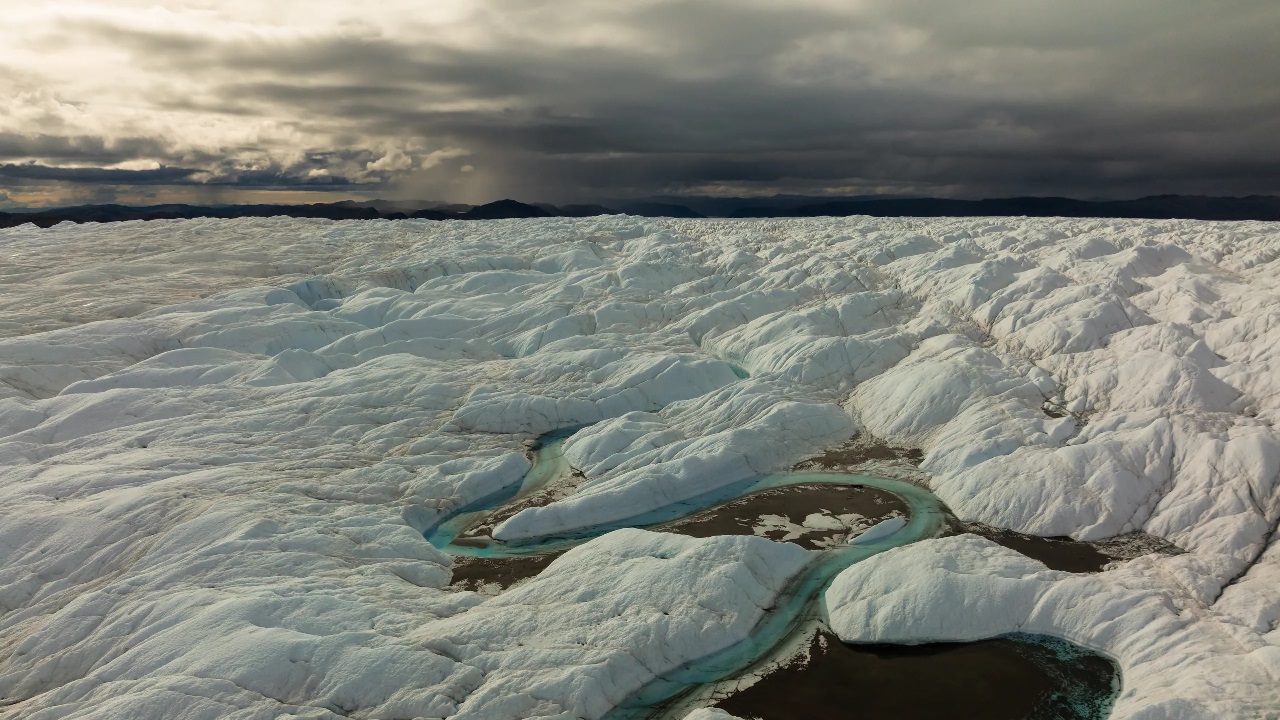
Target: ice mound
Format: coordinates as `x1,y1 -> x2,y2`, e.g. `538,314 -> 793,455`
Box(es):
415,529 -> 808,718
2,520 -> 805,719
825,535 -> 1280,719
492,381 -> 853,541
2,215 -> 1279,717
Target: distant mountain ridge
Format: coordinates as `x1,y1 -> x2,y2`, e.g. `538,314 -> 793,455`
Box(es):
730,194 -> 1280,221
3,194 -> 1279,229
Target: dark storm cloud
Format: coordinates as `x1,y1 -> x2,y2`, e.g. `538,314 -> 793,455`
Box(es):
6,0 -> 1280,205
0,155 -> 367,189
0,133 -> 173,164
0,163 -> 200,184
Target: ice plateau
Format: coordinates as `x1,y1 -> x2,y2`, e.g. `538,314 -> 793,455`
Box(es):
0,214 -> 1278,718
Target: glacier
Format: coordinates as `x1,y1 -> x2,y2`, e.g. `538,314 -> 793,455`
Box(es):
1,214 -> 1278,718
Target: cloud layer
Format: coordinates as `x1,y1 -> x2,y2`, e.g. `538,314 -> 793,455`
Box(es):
2,0 -> 1278,207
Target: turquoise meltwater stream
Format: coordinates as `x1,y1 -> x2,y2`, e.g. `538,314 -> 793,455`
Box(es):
602,473 -> 948,719
422,428 -> 1117,720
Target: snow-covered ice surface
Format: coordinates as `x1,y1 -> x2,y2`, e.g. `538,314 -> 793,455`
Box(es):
2,215 -> 1279,718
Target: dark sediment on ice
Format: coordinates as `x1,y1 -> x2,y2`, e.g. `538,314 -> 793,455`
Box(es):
795,438 -> 925,470
968,527 -> 1115,573
964,523 -> 1186,573
447,481 -> 910,592
712,630 -> 1119,720
660,483 -> 907,550
447,552 -> 566,594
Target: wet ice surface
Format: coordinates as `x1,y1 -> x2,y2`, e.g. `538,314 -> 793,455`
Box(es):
3,215 -> 1280,719
711,630 -> 1118,720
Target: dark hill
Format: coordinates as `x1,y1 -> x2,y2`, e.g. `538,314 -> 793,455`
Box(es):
409,208 -> 454,220
731,195 -> 1280,221
613,202 -> 705,218
534,203 -> 618,217
462,199 -> 553,220
4,195 -> 1279,229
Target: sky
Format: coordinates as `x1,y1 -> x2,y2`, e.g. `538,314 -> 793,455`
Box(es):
2,0 -> 1279,209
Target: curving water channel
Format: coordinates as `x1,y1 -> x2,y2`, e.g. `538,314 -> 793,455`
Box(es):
423,426 -> 1121,719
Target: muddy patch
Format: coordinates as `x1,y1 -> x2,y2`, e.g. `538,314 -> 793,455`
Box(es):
795,437 -> 924,472
660,483 -> 908,550
712,630 -> 1119,720
965,523 -> 1184,573
969,527 -> 1114,573
448,551 -> 566,595
1042,403 -> 1069,419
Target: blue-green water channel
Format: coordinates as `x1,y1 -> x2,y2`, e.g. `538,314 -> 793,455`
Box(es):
422,426 -> 1120,720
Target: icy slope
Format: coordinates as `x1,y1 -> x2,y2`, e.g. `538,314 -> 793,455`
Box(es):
1,215 -> 1279,718
826,535 -> 1280,718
